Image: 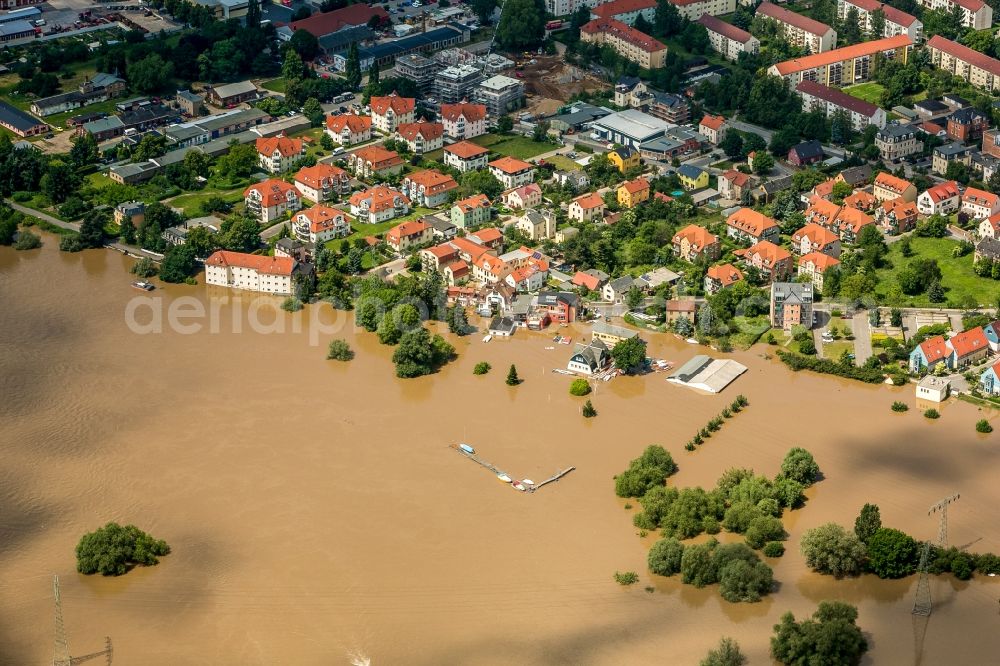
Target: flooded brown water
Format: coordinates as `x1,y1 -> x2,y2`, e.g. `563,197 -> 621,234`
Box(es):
2,237 -> 1000,665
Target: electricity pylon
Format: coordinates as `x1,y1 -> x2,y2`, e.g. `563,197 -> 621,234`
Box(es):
52,575 -> 113,666
912,493 -> 960,616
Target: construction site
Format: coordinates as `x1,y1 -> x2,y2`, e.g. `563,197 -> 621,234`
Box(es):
516,54 -> 608,118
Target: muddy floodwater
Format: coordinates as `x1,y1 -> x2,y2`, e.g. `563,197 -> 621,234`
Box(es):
3,238 -> 1000,665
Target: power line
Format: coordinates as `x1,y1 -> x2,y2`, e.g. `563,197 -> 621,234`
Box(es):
912,493 -> 960,617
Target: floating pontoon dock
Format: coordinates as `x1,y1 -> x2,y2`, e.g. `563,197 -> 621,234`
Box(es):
450,444 -> 574,493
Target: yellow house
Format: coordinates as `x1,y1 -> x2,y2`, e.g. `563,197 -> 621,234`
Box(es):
617,177 -> 650,208
608,146 -> 639,173
678,164 -> 708,190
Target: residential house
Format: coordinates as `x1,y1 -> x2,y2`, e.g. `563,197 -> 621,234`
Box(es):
767,35 -> 914,86
932,142 -> 973,175
979,361 -> 1000,394
770,282 -> 814,330
672,224 -> 721,262
947,107 -> 988,143
402,169 -> 459,208
572,269 -> 609,292
537,290 -> 581,323
603,275 -> 634,303
648,92 -> 690,124
983,127 -> 1000,159
909,335 -> 952,373
567,339 -> 611,375
275,237 -> 307,261
255,135 -> 304,174
949,326 -> 990,368
926,35 -> 1000,92
791,223 -> 841,257
983,320 -> 1000,351
757,1 -> 837,53
876,197 -> 919,234
244,179 -> 302,224
579,17 -> 668,69
961,187 -> 1000,220
113,201 -> 144,227
553,170 -> 591,191
292,204 -> 350,244
678,164 -> 708,191
427,217 -> 458,241
349,186 -> 410,224
978,212 -> 1000,239
467,227 -> 505,251
665,300 -> 698,325
369,93 -> 416,133
488,156 -> 535,189
348,145 -> 405,178
739,240 -> 793,282
704,263 -> 744,294
591,321 -> 641,346
205,251 -> 297,295
618,178 -> 651,207
917,180 -> 961,215
843,190 -> 878,213
451,194 -> 492,229
325,113 -> 372,145
294,163 -> 351,203
699,114 -> 726,144
608,145 -> 640,173
176,89 -> 204,117
873,172 -> 918,202
501,183 -> 543,210
798,252 -> 840,290
438,102 -> 487,140
875,123 -> 922,161
443,140 -> 490,173
395,120 -> 444,154
726,208 -> 780,244
795,79 -> 886,131
831,206 -> 875,244
719,169 -> 754,202
788,140 -> 824,166
698,14 -> 760,61
505,260 -> 548,292
837,165 -> 873,188
515,209 -> 557,240
976,236 -> 1000,262
386,219 -> 432,253
568,192 -> 606,223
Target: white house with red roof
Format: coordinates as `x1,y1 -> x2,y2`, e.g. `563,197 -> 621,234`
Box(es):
704,263 -> 744,294
568,192 -> 606,223
244,179 -> 302,224
961,187 -> 1000,220
978,211 -> 1000,239
791,223 -> 841,257
348,145 -> 404,178
386,219 -> 432,253
402,169 -> 459,208
699,114 -> 726,144
348,185 -> 410,224
395,119 -> 444,154
838,0 -> 923,41
325,113 -> 372,145
292,204 -> 350,244
757,1 -> 837,52
502,183 -> 542,209
920,0 -> 991,29
369,93 -> 416,133
205,250 -> 297,295
698,14 -> 759,60
917,180 -> 961,216
488,156 -> 535,189
294,163 -> 351,203
438,102 -> 487,139
255,136 -> 305,174
726,207 -> 780,244
443,140 -> 490,172
797,252 -> 840,290
718,169 -> 754,201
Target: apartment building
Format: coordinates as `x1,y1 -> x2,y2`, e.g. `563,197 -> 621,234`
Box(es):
443,140 -> 490,172
983,128 -> 1000,160
589,0 -> 656,25
349,185 -> 411,224
474,75 -> 526,117
292,205 -> 350,244
837,0 -> 922,41
488,156 -> 536,189
918,0 -> 992,29
768,35 -> 913,86
875,123 -> 922,161
756,2 -> 837,53
348,145 -> 405,178
395,120 -> 444,154
432,65 -> 484,105
667,0 -> 737,21
926,35 -> 1000,92
205,251 -> 296,295
698,14 -> 760,61
872,172 -> 918,202
294,163 -> 351,203
795,79 -> 886,131
438,102 -> 487,140
580,18 -> 667,69
244,179 -> 302,224
325,113 -> 372,146
255,136 -> 304,174
369,93 -> 416,133
402,169 -> 460,208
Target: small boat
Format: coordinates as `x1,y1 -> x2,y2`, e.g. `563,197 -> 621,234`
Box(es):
552,368 -> 575,375
497,473 -> 512,483
558,336 -> 572,345
522,479 -> 534,486
512,481 -> 526,491
545,346 -> 555,350
131,281 -> 154,291
482,334 -> 492,343
459,443 -> 475,454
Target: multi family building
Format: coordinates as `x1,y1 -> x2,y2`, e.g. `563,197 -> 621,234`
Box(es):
589,0 -> 656,25
698,14 -> 760,61
488,156 -> 535,189
836,0 -> 922,40
324,113 -> 372,145
917,180 -> 962,215
918,0 -> 992,29
768,35 -> 913,86
255,136 -> 304,174
369,93 -> 416,133
205,251 -> 296,295
770,282 -> 814,330
244,179 -> 302,224
580,18 -> 667,69
348,145 -> 405,178
875,123 -> 922,161
292,205 -> 350,244
349,185 -> 411,224
665,0 -> 737,21
926,35 -> 1000,92
757,2 -> 837,53
395,120 -> 444,154
402,169 -> 459,208
438,102 -> 487,140
795,79 -> 887,130
443,140 -> 491,172
294,163 -> 351,203
726,208 -> 780,244
873,171 -> 918,202
672,224 -> 720,262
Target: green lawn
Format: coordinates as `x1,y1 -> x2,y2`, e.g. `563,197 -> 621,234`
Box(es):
875,236 -> 986,306
731,316 -> 771,349
328,206 -> 435,245
844,83 -> 886,107
472,134 -> 554,160
165,187 -> 246,217
44,98 -> 122,130
823,340 -> 854,361
544,154 -> 580,171
261,78 -> 288,94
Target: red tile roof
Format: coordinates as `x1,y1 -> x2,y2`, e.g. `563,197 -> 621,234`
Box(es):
673,223 -> 719,249
722,169 -> 752,188
405,169 -> 458,194
453,193 -> 491,213
700,114 -> 725,131
928,35 -> 1000,77
843,190 -> 877,210
396,120 -> 444,142
799,251 -> 840,271
919,335 -> 950,363
573,192 -> 605,210
590,0 -> 656,19
874,172 -> 914,195
963,187 -> 999,208
792,222 -> 839,248
572,270 -> 603,290
352,144 -> 403,168
244,179 -> 298,207
295,163 -> 347,189
445,140 -> 490,159
206,250 -> 295,275
370,93 -> 416,117
620,177 -> 650,194
489,156 -> 534,174
326,113 -> 371,134
581,17 -> 666,53
835,206 -> 875,234
727,208 -> 778,237
439,102 -> 487,123
745,240 -> 791,266
757,1 -> 834,36
706,263 -> 743,288
950,326 -> 988,359
468,227 -> 503,245
772,35 -> 912,76
286,4 -> 388,37
348,185 -> 410,213
296,205 -> 346,234
841,0 -> 919,27
796,79 -> 878,117
697,14 -> 754,43
386,219 -> 430,243
923,180 -> 961,204
255,136 -> 303,158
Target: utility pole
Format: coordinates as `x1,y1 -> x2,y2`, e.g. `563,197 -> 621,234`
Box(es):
912,493 -> 960,616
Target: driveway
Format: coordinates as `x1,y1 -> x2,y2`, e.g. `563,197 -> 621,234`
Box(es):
852,311 -> 873,366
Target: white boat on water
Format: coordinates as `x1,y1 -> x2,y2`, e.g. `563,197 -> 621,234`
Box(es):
522,479 -> 534,486
512,482 -> 526,491
459,443 -> 475,454
686,338 -> 698,344
483,334 -> 493,343
497,473 -> 512,483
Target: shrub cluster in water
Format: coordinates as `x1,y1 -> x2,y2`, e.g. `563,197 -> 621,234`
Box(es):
685,395 -> 749,451
76,522 -> 170,576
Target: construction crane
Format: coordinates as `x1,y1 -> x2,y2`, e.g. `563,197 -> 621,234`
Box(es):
912,493 -> 960,616
52,575 -> 114,666
481,0 -> 514,73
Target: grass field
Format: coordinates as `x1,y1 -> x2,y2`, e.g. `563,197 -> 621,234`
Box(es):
165,187 -> 246,217
875,236 -> 984,306
472,134 -> 553,160
543,155 -> 581,171
844,83 -> 886,107
261,78 -> 288,94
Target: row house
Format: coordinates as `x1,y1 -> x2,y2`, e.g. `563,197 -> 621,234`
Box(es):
672,224 -> 721,263
325,113 -> 371,146
255,136 -> 304,174
704,263 -> 743,295
205,251 -> 296,295
798,252 -> 841,291
836,0 -> 922,40
292,205 -> 350,244
791,222 -> 841,258
726,208 -> 780,245
348,145 -> 404,179
244,179 -> 301,224
618,178 -> 651,208
369,93 -> 416,133
395,120 -> 444,154
768,35 -> 913,86
294,163 -> 351,203
698,14 -> 759,61
443,140 -> 490,173
738,240 -> 793,283
910,327 -> 990,373
402,169 -> 459,208
438,103 -> 487,140
516,209 -> 558,240
795,79 -> 886,131
961,187 -> 1000,221
918,0 -> 992,29
488,157 -> 536,189
876,197 -> 919,234
502,183 -> 543,210
348,185 -> 410,224
926,35 -> 1000,92
917,180 -> 961,216
386,219 -> 433,254
451,194 -> 492,229
757,2 -> 837,53
568,192 -> 606,223
719,170 -> 755,202
873,171 -> 918,203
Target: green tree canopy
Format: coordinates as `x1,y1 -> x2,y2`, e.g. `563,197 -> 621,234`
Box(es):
801,523 -> 867,578
771,601 -> 867,666
76,522 -> 170,576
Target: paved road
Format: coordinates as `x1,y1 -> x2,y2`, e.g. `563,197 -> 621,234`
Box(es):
8,201 -> 78,232
852,311 -> 874,366
261,221 -> 290,240
727,118 -> 773,142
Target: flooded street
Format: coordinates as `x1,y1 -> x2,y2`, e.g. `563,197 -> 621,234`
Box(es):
2,238 -> 1000,665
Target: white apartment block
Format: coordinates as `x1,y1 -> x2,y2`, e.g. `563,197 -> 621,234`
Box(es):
796,79 -> 887,130
836,0 -> 923,41
757,1 -> 837,53
698,14 -> 760,61
919,0 -> 992,29
667,0 -> 737,21
205,251 -> 295,295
